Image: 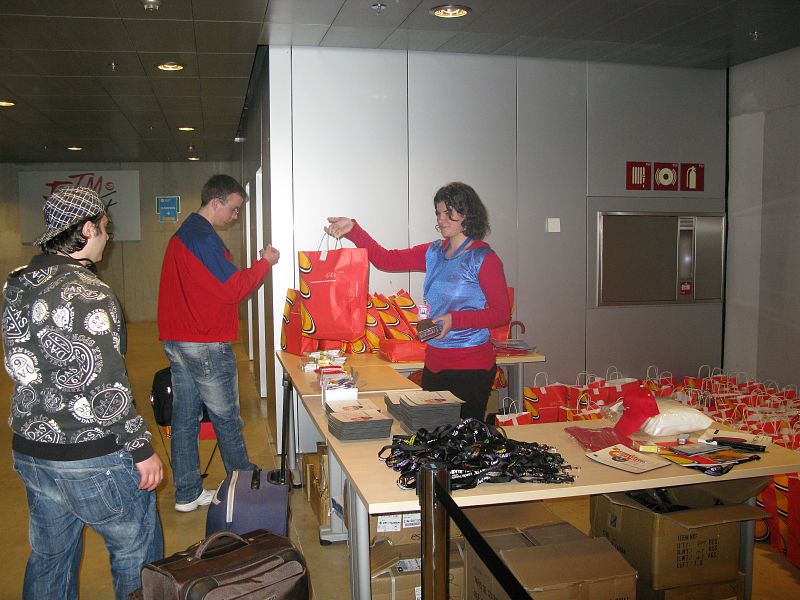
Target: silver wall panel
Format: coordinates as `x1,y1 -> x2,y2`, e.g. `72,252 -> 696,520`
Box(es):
724,113 -> 763,377
587,63 -> 726,199
757,104 -> 800,386
586,304 -> 723,379
517,58 -> 587,382
406,52 -> 518,304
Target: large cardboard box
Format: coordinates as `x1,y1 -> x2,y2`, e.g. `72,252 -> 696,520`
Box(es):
591,487 -> 767,590
467,537 -> 636,600
370,499 -> 562,547
370,540 -> 465,600
309,444 -> 329,528
636,572 -> 745,600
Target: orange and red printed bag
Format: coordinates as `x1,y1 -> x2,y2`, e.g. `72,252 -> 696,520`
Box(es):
389,289 -> 420,331
280,289 -> 318,356
495,398 -> 534,427
378,338 -> 426,362
373,293 -> 416,341
298,242 -> 368,342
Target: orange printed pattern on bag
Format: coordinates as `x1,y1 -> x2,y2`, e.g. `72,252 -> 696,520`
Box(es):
389,289 -> 420,328
373,293 -> 416,341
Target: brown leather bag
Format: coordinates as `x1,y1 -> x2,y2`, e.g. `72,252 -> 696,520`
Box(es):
140,529 -> 309,600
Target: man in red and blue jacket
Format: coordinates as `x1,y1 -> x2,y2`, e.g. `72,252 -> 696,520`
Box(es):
158,174 -> 280,512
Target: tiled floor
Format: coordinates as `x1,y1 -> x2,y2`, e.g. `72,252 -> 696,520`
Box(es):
1,322 -> 799,598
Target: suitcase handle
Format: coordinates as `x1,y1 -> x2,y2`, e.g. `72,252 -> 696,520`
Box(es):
195,531 -> 249,559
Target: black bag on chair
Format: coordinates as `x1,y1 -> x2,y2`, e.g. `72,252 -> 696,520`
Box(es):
150,366 -> 212,426
150,367 -> 218,476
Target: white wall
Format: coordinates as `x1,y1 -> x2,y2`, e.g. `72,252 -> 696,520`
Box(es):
728,46 -> 800,387
265,46 -> 728,408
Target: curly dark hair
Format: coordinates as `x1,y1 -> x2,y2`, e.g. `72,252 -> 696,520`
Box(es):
201,174 -> 246,206
433,182 -> 490,240
41,212 -> 106,255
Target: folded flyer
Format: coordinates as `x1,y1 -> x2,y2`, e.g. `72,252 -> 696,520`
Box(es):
586,444 -> 669,474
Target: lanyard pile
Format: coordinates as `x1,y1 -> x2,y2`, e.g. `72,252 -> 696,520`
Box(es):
378,418 -> 575,490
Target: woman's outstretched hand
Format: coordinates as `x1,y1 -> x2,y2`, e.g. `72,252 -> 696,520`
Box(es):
325,217 -> 354,239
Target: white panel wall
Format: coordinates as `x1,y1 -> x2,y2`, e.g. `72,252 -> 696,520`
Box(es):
516,59 -> 588,381
291,47 -> 410,295
407,52 -> 518,302
724,113 -> 764,376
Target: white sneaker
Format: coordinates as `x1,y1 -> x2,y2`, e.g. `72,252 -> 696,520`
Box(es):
174,489 -> 215,513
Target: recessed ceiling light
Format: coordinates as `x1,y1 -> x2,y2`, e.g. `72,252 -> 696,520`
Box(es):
67,146 -> 83,151
0,100 -> 16,107
188,156 -> 200,161
430,4 -> 471,18
178,126 -> 195,131
157,61 -> 185,71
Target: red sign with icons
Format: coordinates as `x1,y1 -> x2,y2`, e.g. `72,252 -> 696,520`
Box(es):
625,161 -> 651,190
679,281 -> 693,296
653,162 -> 679,191
680,163 -> 704,191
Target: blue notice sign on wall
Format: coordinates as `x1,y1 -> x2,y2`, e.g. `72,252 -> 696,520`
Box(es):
157,196 -> 180,222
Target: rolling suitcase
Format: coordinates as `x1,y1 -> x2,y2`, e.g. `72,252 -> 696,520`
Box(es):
140,529 -> 309,600
206,468 -> 290,537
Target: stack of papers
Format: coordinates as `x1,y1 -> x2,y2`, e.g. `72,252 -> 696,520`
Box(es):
327,409 -> 393,440
384,390 -> 464,430
324,397 -> 380,414
300,349 -> 347,372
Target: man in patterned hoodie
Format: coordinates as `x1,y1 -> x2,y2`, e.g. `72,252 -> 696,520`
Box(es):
2,186 -> 163,600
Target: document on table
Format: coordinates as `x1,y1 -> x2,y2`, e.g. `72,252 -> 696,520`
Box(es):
587,444 -> 669,474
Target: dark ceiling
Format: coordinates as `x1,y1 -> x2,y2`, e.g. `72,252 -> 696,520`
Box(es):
1,0 -> 799,164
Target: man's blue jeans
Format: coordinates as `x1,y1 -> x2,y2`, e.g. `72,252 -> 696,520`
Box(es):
163,341 -> 257,504
12,450 -> 162,600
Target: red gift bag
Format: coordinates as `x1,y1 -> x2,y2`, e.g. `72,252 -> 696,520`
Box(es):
389,289 -> 420,330
298,243 -> 368,342
280,289 -> 318,356
373,293 -> 416,341
495,398 -> 533,427
523,373 -> 569,422
378,338 -> 426,362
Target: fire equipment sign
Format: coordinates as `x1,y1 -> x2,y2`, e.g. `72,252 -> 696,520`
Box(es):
680,163 -> 704,191
653,163 -> 679,191
626,161 -> 651,190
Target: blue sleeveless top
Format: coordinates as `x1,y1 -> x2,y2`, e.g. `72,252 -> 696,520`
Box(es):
423,239 -> 491,350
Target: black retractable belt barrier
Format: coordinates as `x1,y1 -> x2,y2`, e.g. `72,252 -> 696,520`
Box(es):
432,477 -> 531,600
267,373 -> 292,485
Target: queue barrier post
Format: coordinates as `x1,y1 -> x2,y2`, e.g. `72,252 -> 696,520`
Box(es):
419,462 -> 450,600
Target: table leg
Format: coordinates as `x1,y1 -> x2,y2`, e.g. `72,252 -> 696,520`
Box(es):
740,497 -> 756,600
509,363 -> 524,405
348,483 -> 371,600
283,372 -> 302,487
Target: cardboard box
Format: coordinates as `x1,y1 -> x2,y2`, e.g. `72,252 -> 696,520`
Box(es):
467,537 -> 636,600
309,444 -> 329,528
523,521 -> 587,546
300,453 -> 319,501
370,499 -> 563,547
370,512 -> 423,546
590,487 -> 767,590
636,572 -> 745,600
371,540 -> 465,600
